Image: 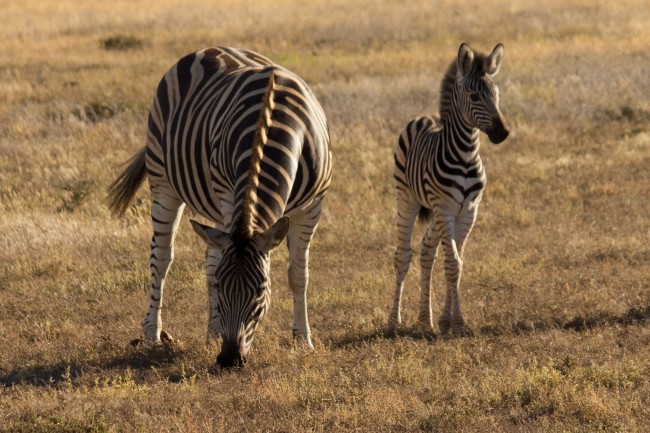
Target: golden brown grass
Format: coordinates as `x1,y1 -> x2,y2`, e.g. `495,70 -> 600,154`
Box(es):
1,0 -> 649,431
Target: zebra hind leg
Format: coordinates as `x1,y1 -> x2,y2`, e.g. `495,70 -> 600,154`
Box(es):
388,194 -> 419,330
417,224 -> 440,331
142,189 -> 185,343
286,200 -> 323,350
205,247 -> 223,344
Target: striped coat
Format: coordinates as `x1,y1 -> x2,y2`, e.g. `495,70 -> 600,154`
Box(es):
108,47 -> 331,367
389,43 -> 509,335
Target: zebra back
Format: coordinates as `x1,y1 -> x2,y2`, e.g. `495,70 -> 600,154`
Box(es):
233,71 -> 276,241
147,48 -> 331,236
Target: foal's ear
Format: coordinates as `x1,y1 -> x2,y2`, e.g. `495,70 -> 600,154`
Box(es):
257,217 -> 290,253
190,220 -> 230,249
457,42 -> 475,80
485,43 -> 504,76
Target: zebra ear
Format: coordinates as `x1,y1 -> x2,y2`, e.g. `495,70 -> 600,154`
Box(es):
485,43 -> 504,76
190,220 -> 230,249
257,217 -> 290,252
457,42 -> 474,79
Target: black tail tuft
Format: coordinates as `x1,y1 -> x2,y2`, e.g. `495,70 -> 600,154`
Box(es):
418,206 -> 433,224
106,146 -> 147,217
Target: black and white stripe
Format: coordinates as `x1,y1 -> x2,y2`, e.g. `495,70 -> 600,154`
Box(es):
108,47 -> 331,367
389,43 -> 509,334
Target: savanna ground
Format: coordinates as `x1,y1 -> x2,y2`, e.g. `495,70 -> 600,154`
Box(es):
1,0 -> 649,431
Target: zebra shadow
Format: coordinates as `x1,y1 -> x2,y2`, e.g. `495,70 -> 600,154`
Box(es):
4,305 -> 648,386
329,304 -> 650,348
328,327 -> 438,349
0,340 -> 200,388
482,304 -> 650,337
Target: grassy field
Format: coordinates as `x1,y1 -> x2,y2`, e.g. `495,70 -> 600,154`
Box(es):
1,0 -> 649,431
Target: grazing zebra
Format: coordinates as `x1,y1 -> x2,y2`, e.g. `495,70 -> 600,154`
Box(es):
107,47 -> 331,367
389,43 -> 509,335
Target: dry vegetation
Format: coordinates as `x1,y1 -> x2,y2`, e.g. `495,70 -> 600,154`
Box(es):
1,0 -> 649,431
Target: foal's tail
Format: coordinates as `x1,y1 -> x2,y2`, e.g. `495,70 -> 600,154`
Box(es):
106,146 -> 147,217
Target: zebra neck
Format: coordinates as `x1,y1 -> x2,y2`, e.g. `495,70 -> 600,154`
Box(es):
442,106 -> 481,165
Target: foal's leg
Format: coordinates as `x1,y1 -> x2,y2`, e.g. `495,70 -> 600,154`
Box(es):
437,210 -> 476,335
388,192 -> 420,329
417,224 -> 440,330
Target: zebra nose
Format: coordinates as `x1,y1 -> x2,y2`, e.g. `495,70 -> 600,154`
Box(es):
216,339 -> 247,368
216,351 -> 245,368
487,121 -> 510,144
493,127 -> 509,144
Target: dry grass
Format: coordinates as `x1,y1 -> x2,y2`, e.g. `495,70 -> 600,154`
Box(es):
1,0 -> 649,431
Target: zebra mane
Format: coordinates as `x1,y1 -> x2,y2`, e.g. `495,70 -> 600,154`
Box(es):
437,61 -> 457,123
437,50 -> 488,123
234,71 -> 276,241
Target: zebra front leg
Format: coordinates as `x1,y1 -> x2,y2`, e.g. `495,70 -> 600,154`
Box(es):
438,211 -> 476,335
417,225 -> 440,330
205,247 -> 223,343
286,200 -> 323,349
438,235 -> 464,335
142,192 -> 185,343
449,210 -> 477,335
388,194 -> 419,329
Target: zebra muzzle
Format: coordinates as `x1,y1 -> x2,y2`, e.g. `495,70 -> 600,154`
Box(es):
216,339 -> 248,368
487,119 -> 510,144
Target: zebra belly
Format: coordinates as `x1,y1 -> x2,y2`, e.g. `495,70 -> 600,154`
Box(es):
421,180 -> 484,216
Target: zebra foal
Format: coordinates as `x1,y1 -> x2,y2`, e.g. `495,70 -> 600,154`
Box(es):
389,43 -> 510,335
108,47 -> 331,367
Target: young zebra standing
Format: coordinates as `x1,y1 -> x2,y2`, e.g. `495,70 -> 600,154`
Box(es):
108,47 -> 331,367
389,43 -> 509,335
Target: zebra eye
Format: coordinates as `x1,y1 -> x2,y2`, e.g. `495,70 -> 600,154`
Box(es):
469,92 -> 481,102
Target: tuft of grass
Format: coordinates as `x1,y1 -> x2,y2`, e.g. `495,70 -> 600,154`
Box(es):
71,102 -> 118,123
57,180 -> 95,212
100,34 -> 143,51
3,415 -> 111,433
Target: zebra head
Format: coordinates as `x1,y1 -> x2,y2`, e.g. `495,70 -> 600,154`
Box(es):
455,42 -> 510,144
191,217 -> 290,368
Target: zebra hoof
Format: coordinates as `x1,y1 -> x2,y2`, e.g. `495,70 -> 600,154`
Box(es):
416,317 -> 435,331
294,335 -> 314,350
387,315 -> 402,331
416,323 -> 436,338
135,330 -> 174,347
451,325 -> 474,338
438,317 -> 451,335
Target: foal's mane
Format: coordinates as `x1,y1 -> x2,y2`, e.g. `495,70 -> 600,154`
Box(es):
437,50 -> 489,123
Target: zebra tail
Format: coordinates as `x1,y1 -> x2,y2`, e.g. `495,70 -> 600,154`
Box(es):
106,146 -> 147,217
418,206 -> 433,224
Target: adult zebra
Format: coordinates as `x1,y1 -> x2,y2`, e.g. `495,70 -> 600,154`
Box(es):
389,43 -> 509,335
107,47 -> 331,367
